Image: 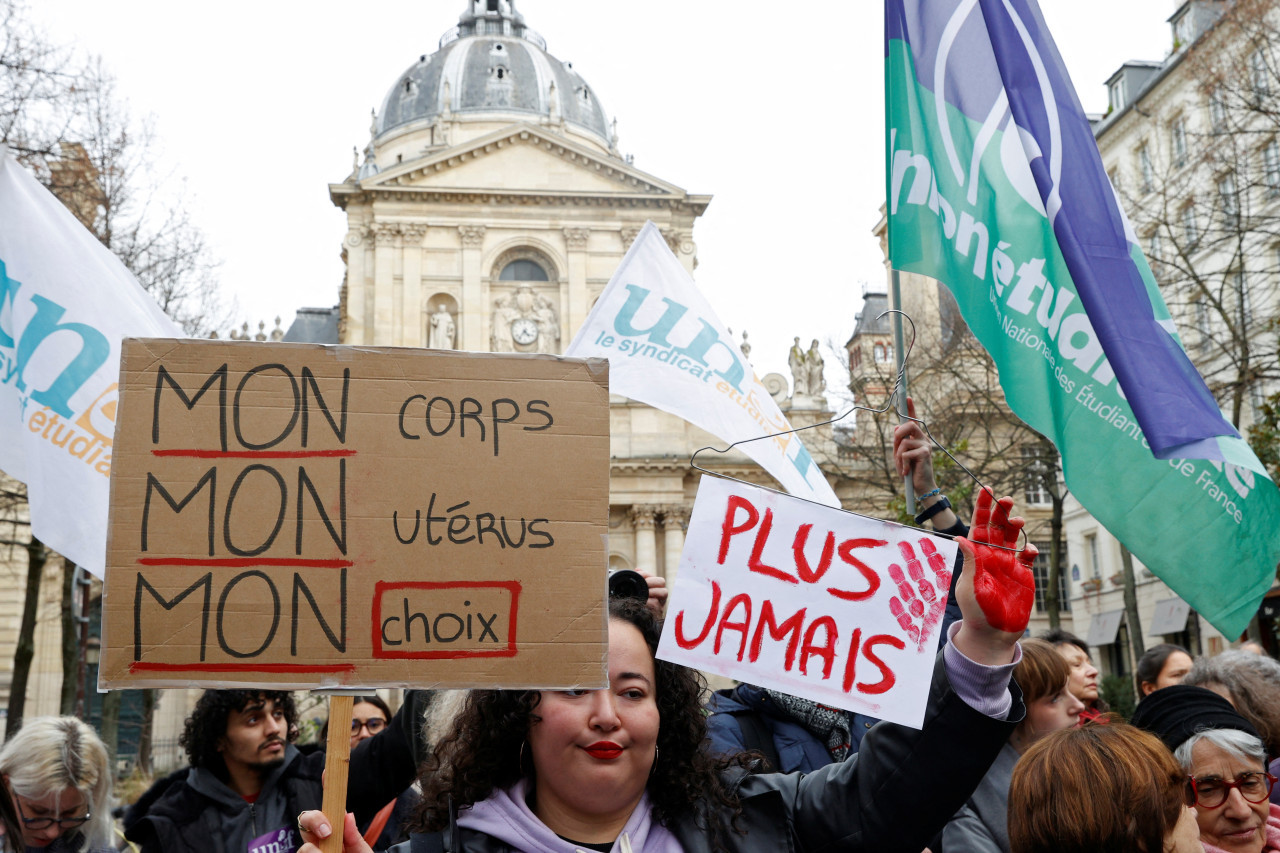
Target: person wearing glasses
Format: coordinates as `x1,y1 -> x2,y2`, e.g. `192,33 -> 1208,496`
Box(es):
0,716 -> 113,852
1181,650 -> 1280,805
350,697 -> 392,749
1182,728 -> 1280,853
126,689 -> 430,853
1132,684 -> 1280,853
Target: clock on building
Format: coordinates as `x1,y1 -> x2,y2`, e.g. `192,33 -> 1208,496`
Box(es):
511,317 -> 539,346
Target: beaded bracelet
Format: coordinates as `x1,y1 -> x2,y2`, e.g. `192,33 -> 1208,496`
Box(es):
915,495 -> 952,526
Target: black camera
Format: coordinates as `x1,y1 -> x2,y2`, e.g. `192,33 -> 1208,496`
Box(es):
607,569 -> 649,603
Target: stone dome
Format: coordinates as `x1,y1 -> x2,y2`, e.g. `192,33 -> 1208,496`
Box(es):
375,0 -> 611,148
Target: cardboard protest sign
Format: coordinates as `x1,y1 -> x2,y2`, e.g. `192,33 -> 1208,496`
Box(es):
657,477 -> 957,728
100,339 -> 610,690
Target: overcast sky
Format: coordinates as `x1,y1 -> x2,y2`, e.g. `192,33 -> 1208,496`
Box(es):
28,0 -> 1178,388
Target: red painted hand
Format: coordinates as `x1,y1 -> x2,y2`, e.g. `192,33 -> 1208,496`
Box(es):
956,489 -> 1036,634
887,538 -> 953,650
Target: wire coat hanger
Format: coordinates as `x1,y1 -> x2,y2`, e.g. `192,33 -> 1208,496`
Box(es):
689,310 -> 1028,552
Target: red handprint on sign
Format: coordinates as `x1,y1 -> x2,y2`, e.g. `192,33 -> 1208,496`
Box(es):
887,538 -> 952,651
957,489 -> 1037,634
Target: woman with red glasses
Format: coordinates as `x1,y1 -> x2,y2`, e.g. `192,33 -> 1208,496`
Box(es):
1178,727 -> 1279,853
1133,684 -> 1280,853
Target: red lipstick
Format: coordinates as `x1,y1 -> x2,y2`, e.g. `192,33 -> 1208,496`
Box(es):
585,741 -> 623,760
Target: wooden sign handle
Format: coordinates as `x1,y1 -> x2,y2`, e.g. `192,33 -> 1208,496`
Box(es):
319,695 -> 354,853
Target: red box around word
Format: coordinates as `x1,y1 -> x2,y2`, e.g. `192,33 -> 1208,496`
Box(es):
371,580 -> 521,660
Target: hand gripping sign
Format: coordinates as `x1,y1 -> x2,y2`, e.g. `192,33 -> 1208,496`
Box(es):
658,477 -> 957,729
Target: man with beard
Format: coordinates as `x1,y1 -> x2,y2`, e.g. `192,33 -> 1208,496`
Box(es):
126,690 -> 425,853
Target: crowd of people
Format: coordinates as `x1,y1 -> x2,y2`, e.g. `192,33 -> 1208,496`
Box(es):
0,408 -> 1276,853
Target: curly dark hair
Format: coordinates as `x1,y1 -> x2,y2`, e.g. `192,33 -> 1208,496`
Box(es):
414,597 -> 752,846
179,690 -> 298,774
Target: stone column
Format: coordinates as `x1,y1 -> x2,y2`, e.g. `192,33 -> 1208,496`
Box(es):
661,505 -> 689,585
401,224 -> 427,347
342,226 -> 368,344
459,225 -> 486,350
630,505 -> 658,576
373,222 -> 400,346
563,227 -> 590,343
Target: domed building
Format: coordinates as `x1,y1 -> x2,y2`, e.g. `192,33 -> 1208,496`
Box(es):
329,0 -> 710,357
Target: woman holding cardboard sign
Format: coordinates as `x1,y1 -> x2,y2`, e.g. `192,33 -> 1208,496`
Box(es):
298,489 -> 1035,853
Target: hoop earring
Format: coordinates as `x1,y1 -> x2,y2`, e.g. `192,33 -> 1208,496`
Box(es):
519,740 -> 529,775
649,746 -> 659,777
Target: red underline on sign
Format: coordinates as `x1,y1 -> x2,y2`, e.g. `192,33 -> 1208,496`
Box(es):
151,449 -> 357,458
136,558 -> 353,568
129,662 -> 357,674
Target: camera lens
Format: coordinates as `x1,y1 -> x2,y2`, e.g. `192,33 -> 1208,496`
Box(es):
608,569 -> 649,602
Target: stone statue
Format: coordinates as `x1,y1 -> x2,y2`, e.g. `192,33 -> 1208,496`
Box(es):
805,339 -> 826,398
491,296 -> 515,351
533,292 -> 560,354
788,336 -> 808,397
428,303 -> 456,350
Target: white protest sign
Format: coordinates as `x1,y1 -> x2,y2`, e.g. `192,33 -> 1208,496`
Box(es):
657,476 -> 958,729
565,221 -> 839,507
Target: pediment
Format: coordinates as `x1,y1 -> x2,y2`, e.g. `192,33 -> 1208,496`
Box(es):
360,124 -> 686,198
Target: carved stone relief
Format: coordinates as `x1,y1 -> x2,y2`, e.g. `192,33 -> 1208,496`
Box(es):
563,227 -> 590,250
490,283 -> 560,354
458,224 -> 486,248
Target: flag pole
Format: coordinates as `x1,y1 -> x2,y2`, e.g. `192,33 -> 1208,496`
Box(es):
890,268 -> 914,516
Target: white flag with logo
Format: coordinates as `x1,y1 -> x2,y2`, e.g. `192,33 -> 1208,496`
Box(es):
0,148 -> 182,576
566,221 -> 839,507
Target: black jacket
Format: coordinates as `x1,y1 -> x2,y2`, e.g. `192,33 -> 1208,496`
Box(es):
401,653 -> 1023,853
125,691 -> 431,853
122,743 -> 324,853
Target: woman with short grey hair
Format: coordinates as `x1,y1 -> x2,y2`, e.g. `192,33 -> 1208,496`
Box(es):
1134,686 -> 1280,853
1176,727 -> 1279,853
1184,650 -> 1280,803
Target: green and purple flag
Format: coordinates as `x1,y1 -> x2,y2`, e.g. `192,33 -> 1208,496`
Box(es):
885,0 -> 1280,637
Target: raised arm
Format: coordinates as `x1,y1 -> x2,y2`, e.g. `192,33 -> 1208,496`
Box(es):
763,489 -> 1034,853
892,397 -> 964,535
